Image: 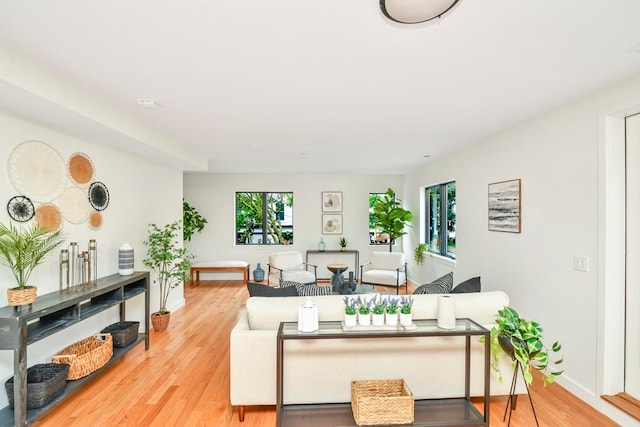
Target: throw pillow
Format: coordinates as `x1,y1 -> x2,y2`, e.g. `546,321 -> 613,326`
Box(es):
279,280 -> 301,289
413,272 -> 454,295
451,276 -> 481,293
295,283 -> 331,297
247,282 -> 298,297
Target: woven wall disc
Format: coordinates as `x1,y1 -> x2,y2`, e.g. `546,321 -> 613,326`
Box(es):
7,196 -> 35,222
68,152 -> 95,187
35,203 -> 63,231
88,211 -> 103,230
8,141 -> 67,202
59,187 -> 89,224
88,182 -> 109,211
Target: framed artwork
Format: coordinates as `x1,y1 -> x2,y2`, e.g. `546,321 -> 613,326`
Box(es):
488,179 -> 521,233
322,191 -> 342,212
322,214 -> 342,234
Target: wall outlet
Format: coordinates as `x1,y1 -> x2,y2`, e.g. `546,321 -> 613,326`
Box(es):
574,256 -> 589,272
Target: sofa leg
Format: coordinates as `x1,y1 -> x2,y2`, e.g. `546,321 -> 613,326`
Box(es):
238,405 -> 245,422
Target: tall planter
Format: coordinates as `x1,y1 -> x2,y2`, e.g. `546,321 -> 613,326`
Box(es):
151,311 -> 171,332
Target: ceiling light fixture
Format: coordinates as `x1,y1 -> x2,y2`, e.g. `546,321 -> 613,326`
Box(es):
380,0 -> 460,24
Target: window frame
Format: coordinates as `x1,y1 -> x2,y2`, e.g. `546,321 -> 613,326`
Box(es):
424,181 -> 456,259
235,191 -> 293,245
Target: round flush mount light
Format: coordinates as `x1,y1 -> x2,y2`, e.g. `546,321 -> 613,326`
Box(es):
380,0 -> 460,24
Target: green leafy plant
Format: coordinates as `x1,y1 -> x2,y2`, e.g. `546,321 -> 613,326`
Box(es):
282,231 -> 293,244
384,297 -> 400,315
339,237 -> 347,249
143,221 -> 195,314
343,296 -> 357,315
414,243 -> 427,265
357,296 -> 372,315
183,200 -> 208,241
400,296 -> 414,314
371,188 -> 414,252
485,306 -> 564,386
372,296 -> 386,315
0,222 -> 65,289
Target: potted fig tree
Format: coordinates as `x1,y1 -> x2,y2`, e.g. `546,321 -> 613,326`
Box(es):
371,188 -> 413,252
0,221 -> 65,307
143,221 -> 194,331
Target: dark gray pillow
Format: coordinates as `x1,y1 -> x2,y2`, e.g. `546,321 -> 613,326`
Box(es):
413,272 -> 453,295
295,283 -> 331,296
247,282 -> 298,297
451,276 -> 481,293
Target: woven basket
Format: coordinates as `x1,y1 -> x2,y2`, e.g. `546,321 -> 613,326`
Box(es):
52,334 -> 113,380
7,286 -> 37,307
101,321 -> 140,348
351,379 -> 414,426
5,363 -> 70,409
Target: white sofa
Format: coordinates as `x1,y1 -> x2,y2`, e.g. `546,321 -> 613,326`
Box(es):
229,291 -> 526,421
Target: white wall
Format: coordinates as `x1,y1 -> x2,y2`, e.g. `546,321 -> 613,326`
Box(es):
183,173 -> 403,278
403,72 -> 640,426
0,109 -> 184,407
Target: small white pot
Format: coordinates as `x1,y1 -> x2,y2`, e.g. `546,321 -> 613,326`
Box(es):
344,313 -> 357,327
385,312 -> 398,326
372,313 -> 385,326
400,312 -> 413,326
358,312 -> 371,326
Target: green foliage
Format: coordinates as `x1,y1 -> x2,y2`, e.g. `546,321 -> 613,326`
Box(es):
0,222 -> 65,289
414,243 -> 427,265
343,296 -> 357,315
371,188 -> 414,252
384,297 -> 400,314
339,237 -> 347,248
484,306 -> 564,386
182,200 -> 208,241
143,222 -> 195,314
236,192 -> 293,244
400,296 -> 413,314
372,296 -> 386,315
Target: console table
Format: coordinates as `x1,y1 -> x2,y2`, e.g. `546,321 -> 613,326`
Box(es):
276,318 -> 490,427
306,249 -> 359,280
0,271 -> 150,427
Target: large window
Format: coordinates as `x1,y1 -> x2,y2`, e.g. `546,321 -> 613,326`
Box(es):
368,193 -> 390,245
235,192 -> 293,245
425,182 -> 456,259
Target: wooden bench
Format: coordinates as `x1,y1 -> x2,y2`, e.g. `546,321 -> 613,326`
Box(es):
190,260 -> 250,284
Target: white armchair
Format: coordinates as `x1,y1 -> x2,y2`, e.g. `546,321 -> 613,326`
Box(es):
360,252 -> 407,294
268,251 -> 317,286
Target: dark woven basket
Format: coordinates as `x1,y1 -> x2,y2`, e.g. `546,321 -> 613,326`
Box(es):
101,321 -> 140,348
5,363 -> 70,409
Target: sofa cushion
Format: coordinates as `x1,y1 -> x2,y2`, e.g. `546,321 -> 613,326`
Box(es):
295,283 -> 331,296
451,276 -> 481,293
279,280 -> 300,289
247,282 -> 298,297
414,272 -> 453,294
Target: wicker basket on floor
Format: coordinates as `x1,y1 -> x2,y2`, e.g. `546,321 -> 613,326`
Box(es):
52,334 -> 113,380
101,321 -> 140,348
351,379 -> 414,426
4,363 -> 70,409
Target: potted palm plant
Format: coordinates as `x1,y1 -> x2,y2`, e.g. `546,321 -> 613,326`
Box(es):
0,222 -> 65,307
486,306 -> 564,386
371,188 -> 414,252
143,221 -> 195,331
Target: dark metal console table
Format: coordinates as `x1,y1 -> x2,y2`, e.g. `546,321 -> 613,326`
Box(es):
276,318 -> 490,427
0,272 -> 150,427
306,249 -> 359,280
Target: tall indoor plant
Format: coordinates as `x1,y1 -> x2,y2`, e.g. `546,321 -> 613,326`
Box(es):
371,188 -> 414,252
0,222 -> 65,306
143,221 -> 194,331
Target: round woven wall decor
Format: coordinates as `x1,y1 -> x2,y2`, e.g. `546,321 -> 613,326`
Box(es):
68,152 -> 95,187
34,203 -> 63,231
59,187 -> 90,224
88,182 -> 109,211
88,211 -> 103,230
8,141 -> 67,202
7,195 -> 35,222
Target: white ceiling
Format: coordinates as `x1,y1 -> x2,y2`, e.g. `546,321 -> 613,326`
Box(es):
1,0 -> 640,174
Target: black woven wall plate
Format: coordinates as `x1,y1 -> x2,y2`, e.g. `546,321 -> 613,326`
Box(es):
88,182 -> 109,211
7,195 -> 35,222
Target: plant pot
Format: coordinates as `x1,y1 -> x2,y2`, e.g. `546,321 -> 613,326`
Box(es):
372,313 -> 385,326
7,286 -> 37,307
358,313 -> 371,326
151,311 -> 171,332
344,313 -> 357,328
400,312 -> 412,326
385,312 -> 398,326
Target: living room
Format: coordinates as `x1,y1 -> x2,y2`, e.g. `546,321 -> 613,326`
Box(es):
1,2 -> 640,426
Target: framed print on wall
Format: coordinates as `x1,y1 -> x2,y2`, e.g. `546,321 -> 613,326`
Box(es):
488,179 -> 521,233
322,191 -> 342,212
322,214 -> 342,234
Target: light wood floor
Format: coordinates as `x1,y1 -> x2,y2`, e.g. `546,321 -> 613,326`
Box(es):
32,280 -> 619,426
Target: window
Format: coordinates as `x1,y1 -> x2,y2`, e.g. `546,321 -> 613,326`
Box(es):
368,192 -> 390,245
425,182 -> 456,258
235,192 -> 293,245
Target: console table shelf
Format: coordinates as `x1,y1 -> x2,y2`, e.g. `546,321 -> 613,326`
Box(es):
276,318 -> 490,427
0,271 -> 150,427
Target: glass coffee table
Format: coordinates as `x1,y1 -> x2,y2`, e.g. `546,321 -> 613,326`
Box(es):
276,318 -> 490,427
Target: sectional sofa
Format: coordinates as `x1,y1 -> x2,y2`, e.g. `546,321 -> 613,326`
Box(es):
229,290 -> 527,421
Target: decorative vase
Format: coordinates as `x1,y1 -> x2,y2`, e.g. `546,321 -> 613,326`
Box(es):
318,238 -> 326,252
437,295 -> 456,329
7,286 -> 37,307
253,263 -> 265,282
385,312 -> 398,326
400,312 -> 412,326
358,312 -> 371,326
118,242 -> 134,276
151,311 -> 171,332
344,313 -> 357,328
372,312 -> 385,326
